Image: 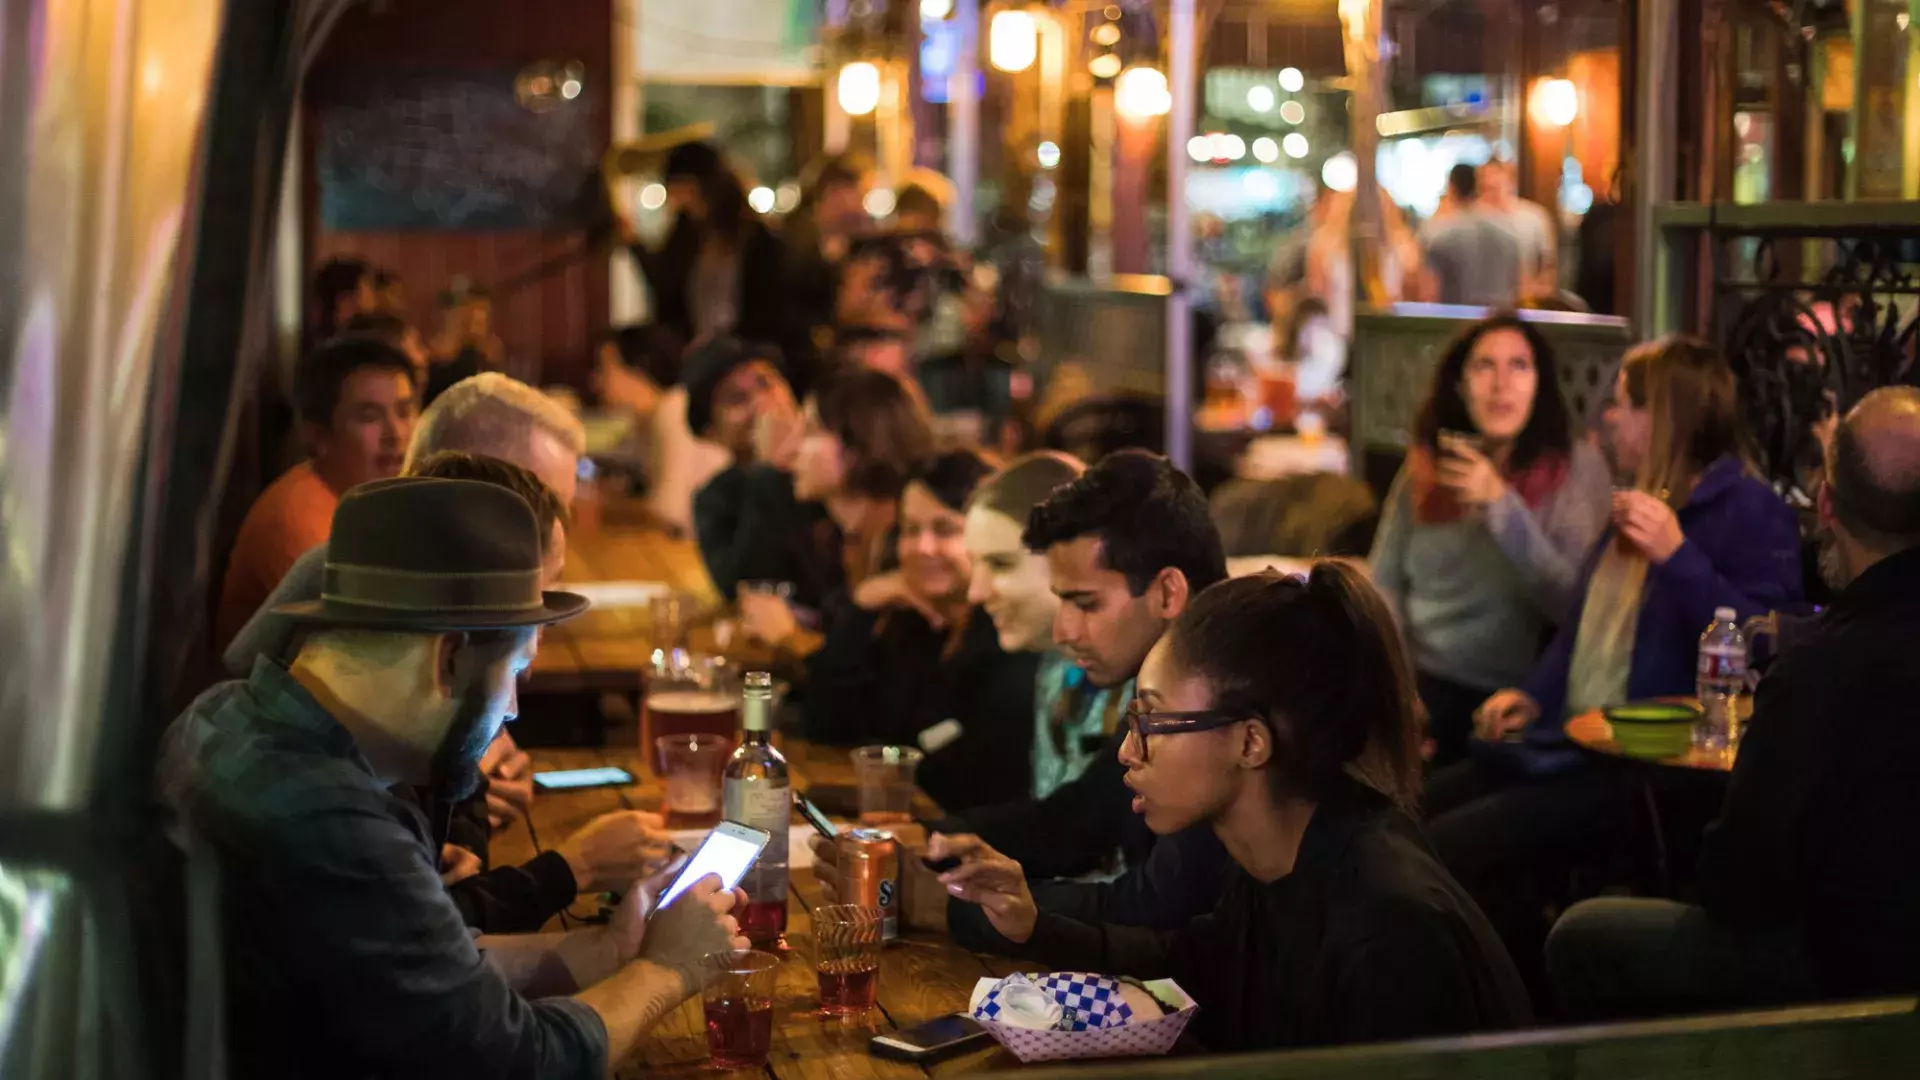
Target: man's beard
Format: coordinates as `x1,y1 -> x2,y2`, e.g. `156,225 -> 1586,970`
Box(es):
1816,523 -> 1850,591
427,680 -> 503,803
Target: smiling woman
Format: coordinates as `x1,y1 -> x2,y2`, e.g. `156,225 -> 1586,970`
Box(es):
802,447 -> 1042,813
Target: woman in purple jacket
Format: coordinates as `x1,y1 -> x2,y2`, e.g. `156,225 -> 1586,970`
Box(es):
1422,337 -> 1803,916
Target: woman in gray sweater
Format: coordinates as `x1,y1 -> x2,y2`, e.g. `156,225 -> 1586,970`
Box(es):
1369,314 -> 1611,765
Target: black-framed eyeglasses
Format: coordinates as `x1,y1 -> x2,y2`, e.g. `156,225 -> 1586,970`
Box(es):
1124,698 -> 1251,761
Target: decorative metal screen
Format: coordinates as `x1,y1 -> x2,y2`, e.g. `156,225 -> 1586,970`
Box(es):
1652,203 -> 1920,506
1349,305 -> 1635,465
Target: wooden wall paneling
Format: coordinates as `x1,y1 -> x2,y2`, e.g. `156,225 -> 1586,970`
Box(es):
301,0 -> 615,392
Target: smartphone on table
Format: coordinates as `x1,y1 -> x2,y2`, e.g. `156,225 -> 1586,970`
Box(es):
650,820 -> 771,918
793,790 -> 839,839
531,766 -> 637,792
869,1014 -> 992,1062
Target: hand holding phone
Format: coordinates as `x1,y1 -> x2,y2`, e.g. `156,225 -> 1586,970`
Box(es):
794,790 -> 839,839
652,821 -> 772,916
637,874 -> 751,987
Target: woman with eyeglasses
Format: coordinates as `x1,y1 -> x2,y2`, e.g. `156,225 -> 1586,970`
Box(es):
935,563 -> 1531,1052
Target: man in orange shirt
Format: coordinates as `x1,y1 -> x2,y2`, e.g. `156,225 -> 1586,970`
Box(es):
215,337 -> 418,650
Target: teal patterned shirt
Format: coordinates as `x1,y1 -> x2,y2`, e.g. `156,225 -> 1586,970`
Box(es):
1030,651 -> 1133,801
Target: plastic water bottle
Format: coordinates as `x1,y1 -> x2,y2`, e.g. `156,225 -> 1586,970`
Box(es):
1695,607 -> 1748,750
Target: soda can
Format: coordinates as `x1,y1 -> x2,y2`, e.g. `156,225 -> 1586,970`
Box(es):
836,828 -> 899,942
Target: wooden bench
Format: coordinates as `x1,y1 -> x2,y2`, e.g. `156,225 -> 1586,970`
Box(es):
1008,997 -> 1920,1079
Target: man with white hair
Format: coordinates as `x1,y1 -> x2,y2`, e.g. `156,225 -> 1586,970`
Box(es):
225,372 -> 587,673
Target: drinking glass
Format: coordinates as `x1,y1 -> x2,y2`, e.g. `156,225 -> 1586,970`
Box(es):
643,653 -> 739,775
812,905 -> 882,1015
703,950 -> 779,1068
656,733 -> 728,826
649,592 -> 690,655
850,745 -> 922,824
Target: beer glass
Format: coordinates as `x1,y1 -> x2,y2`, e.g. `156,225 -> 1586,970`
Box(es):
643,653 -> 739,775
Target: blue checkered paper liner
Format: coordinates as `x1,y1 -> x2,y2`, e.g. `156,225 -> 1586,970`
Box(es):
971,972 -> 1136,1031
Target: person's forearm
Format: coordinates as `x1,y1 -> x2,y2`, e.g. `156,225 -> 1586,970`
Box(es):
575,960 -> 696,1072
478,928 -> 618,996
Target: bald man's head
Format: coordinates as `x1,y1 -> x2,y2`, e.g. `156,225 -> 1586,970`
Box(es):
1825,386 -> 1920,567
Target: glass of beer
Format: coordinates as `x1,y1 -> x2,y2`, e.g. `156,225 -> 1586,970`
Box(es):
812,905 -> 882,1015
656,733 -> 727,827
643,654 -> 739,775
851,745 -> 922,824
703,949 -> 779,1068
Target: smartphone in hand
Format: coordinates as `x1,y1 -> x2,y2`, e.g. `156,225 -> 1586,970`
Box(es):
650,820 -> 771,917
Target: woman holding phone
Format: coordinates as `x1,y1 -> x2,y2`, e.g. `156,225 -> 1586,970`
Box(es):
1369,314 -> 1611,765
932,565 -> 1532,1052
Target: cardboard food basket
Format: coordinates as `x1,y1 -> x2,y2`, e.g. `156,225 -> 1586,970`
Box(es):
968,972 -> 1198,1064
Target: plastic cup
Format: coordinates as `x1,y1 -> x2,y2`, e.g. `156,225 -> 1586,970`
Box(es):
703,950 -> 779,1067
813,905 -> 882,1015
851,745 -> 922,824
656,733 -> 728,825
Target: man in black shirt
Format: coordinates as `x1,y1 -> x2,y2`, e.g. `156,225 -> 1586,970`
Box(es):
1548,386 -> 1920,1018
815,451 -> 1233,944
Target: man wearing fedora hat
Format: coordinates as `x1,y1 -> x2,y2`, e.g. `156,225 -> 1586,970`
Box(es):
161,477 -> 749,1078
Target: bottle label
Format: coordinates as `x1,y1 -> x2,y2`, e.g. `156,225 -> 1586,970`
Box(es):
1697,643 -> 1746,681
724,776 -> 791,835
725,777 -> 789,902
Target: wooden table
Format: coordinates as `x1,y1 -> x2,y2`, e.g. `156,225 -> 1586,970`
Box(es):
1565,700 -> 1749,774
495,740 -> 1027,1079
532,493 -> 725,689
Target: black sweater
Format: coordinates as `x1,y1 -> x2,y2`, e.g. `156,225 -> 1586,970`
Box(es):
1697,545 -> 1920,998
1022,781 -> 1531,1053
803,604 -> 1038,813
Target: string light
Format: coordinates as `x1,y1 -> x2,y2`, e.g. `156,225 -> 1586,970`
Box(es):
837,62 -> 881,116
1114,65 -> 1171,120
989,10 -> 1038,72
1529,78 -> 1579,127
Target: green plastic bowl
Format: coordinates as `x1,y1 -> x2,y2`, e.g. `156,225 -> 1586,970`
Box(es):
1604,702 -> 1703,759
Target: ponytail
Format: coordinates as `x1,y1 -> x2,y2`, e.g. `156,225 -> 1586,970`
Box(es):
1166,562 -> 1424,813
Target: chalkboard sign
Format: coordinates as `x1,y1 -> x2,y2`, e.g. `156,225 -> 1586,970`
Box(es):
317,71 -> 600,231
